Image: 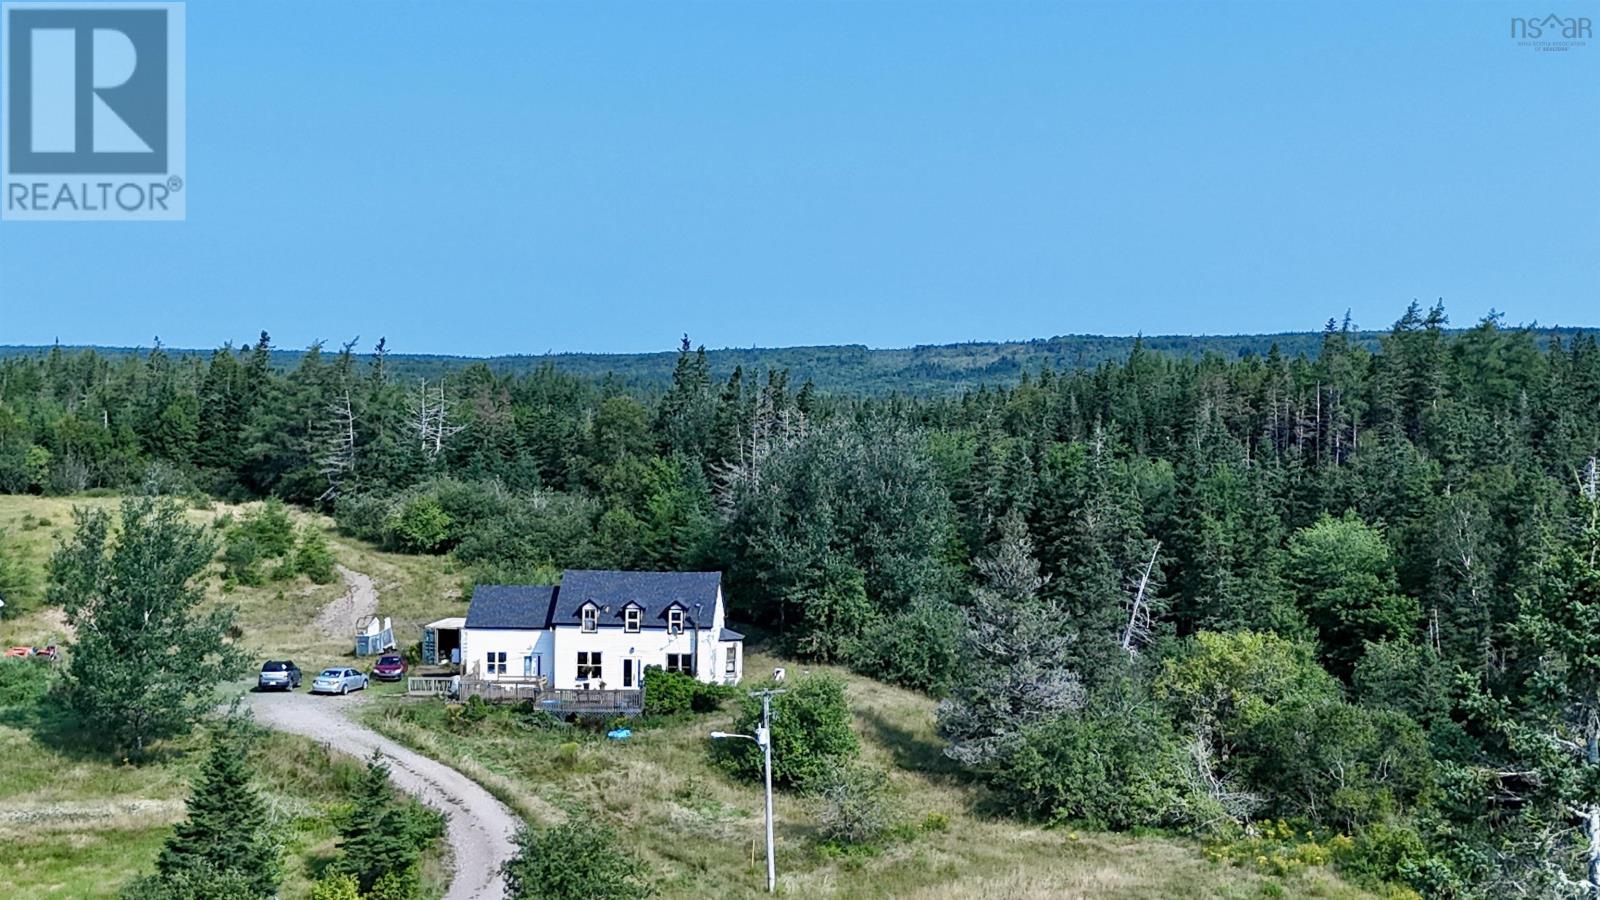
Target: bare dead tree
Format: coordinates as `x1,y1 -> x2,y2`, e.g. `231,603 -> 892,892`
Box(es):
1582,456 -> 1599,568
409,378 -> 466,462
1438,489 -> 1494,673
318,390 -> 357,502
712,379 -> 807,517
1187,735 -> 1261,828
409,378 -> 434,451
1120,540 -> 1163,654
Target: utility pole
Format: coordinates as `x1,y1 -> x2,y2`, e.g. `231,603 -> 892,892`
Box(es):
712,686 -> 787,893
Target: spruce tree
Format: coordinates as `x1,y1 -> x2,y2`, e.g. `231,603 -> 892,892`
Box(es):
937,510 -> 1082,766
154,725 -> 279,897
337,753 -> 426,892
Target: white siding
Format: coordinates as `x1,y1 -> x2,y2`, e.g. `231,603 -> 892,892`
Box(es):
461,583 -> 743,690
461,628 -> 554,681
548,624 -> 704,689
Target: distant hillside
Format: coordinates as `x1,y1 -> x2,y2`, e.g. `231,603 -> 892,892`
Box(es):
4,326 -> 1593,395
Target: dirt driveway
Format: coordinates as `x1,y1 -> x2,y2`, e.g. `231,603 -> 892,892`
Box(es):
313,564 -> 381,641
244,689 -> 519,900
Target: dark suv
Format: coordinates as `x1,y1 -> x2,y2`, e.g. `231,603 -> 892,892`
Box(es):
258,660 -> 302,691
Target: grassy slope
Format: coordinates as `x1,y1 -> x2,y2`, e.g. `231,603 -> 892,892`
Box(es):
367,651 -> 1377,899
0,495 -> 449,897
0,493 -> 469,667
0,671 -> 445,898
0,493 -> 1374,899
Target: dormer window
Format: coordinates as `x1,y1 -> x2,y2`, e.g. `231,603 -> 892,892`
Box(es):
624,607 -> 641,633
581,604 -> 598,633
668,608 -> 684,634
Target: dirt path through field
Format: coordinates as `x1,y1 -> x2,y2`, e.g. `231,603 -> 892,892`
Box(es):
314,564 -> 379,640
244,690 -> 520,900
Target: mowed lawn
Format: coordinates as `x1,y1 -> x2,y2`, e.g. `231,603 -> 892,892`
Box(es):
367,650 -> 1381,900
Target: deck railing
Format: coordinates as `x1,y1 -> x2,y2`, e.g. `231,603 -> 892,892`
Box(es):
416,677 -> 643,715
406,676 -> 457,696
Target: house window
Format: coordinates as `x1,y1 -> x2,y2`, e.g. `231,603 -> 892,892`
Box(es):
668,608 -> 684,634
581,605 -> 598,633
577,651 -> 602,682
725,651 -> 737,677
624,607 -> 641,633
666,653 -> 694,675
486,652 -> 507,675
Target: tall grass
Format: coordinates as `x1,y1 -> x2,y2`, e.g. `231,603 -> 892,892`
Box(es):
362,655 -> 1380,900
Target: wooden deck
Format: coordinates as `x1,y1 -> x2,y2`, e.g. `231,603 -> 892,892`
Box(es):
407,676 -> 644,716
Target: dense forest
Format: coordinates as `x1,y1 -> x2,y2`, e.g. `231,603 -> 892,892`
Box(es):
5,301 -> 1600,896
5,319 -> 1588,395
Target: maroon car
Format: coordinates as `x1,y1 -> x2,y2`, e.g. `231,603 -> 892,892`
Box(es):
371,654 -> 408,681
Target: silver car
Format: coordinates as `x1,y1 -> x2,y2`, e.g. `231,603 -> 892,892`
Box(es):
310,667 -> 369,695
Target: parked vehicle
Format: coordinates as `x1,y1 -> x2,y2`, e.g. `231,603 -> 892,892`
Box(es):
4,646 -> 57,661
258,659 -> 302,691
370,654 -> 408,681
311,667 -> 369,695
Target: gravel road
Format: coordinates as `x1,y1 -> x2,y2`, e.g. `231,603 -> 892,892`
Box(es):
244,689 -> 519,900
314,564 -> 381,640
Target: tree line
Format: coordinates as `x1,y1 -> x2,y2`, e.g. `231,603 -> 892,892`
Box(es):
5,303 -> 1600,894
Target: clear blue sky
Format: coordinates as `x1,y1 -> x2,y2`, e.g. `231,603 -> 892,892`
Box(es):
1,0 -> 1596,356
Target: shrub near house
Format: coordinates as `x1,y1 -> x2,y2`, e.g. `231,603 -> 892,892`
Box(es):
713,673 -> 858,790
641,667 -> 732,717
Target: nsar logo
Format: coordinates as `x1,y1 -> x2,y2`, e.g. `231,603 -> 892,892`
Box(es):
1510,12 -> 1592,52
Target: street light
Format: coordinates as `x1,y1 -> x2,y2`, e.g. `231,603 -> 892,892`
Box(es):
711,687 -> 787,893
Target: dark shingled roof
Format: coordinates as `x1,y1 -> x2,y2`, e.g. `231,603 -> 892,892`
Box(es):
464,585 -> 556,630
719,627 -> 744,642
465,572 -> 728,634
554,570 -> 722,629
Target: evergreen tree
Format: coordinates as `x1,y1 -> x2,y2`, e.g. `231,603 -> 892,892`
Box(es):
154,723 -> 280,897
655,336 -> 715,462
938,510 -> 1082,766
336,753 -> 430,893
1034,429 -> 1164,678
1168,410 -> 1302,637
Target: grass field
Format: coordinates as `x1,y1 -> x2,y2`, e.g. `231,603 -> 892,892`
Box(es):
0,494 -> 449,898
0,493 -> 469,668
366,650 -> 1380,900
0,657 -> 446,898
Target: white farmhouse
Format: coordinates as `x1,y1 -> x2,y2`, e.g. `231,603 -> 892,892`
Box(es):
461,570 -> 744,690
